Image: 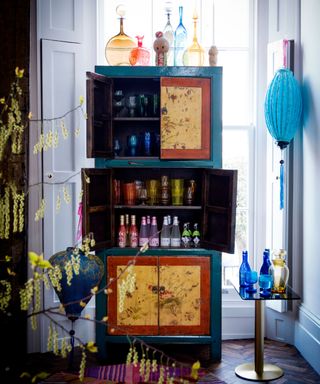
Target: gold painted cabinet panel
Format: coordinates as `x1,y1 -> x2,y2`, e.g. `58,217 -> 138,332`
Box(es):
107,256 -> 210,336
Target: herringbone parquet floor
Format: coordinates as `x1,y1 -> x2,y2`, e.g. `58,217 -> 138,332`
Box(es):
204,339 -> 320,383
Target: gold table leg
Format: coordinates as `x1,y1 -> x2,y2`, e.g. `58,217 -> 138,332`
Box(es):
235,301 -> 284,381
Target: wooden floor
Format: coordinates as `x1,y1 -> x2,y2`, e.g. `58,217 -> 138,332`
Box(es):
205,339 -> 320,384
15,338 -> 320,384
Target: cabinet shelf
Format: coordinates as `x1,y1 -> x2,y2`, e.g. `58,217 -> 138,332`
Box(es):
114,205 -> 202,210
113,117 -> 160,122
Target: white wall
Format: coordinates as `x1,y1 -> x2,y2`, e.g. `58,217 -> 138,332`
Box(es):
295,0 -> 320,374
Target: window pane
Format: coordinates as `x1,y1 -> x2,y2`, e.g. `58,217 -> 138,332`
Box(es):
214,0 -> 249,47
223,129 -> 249,208
223,128 -> 250,286
219,50 -> 251,125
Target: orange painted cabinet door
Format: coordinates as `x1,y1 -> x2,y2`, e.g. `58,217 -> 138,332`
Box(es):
159,256 -> 210,335
107,256 -> 210,336
107,256 -> 158,335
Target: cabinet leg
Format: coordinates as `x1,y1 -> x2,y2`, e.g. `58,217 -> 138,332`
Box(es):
235,301 -> 284,381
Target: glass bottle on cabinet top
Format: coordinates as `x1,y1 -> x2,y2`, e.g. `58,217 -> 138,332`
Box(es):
183,8 -> 205,66
163,2 -> 174,65
129,36 -> 150,66
105,5 -> 136,66
174,6 -> 187,66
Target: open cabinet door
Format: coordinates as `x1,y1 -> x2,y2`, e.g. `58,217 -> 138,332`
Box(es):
86,72 -> 113,158
82,168 -> 113,250
202,169 -> 237,253
160,77 -> 211,159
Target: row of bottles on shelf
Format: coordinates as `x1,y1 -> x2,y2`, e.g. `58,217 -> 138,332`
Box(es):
113,91 -> 159,119
239,248 -> 290,296
118,214 -> 201,249
114,178 -> 197,206
105,4 -> 214,67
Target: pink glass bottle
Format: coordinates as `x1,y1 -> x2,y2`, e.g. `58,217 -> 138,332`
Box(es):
129,215 -> 139,248
118,215 -> 126,248
139,216 -> 149,247
149,216 -> 159,247
129,36 -> 150,66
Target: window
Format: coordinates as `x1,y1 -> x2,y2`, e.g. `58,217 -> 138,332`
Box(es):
99,0 -> 255,287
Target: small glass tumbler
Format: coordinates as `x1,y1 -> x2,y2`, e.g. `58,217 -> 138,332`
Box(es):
171,179 -> 184,206
127,134 -> 138,156
259,274 -> 273,297
245,270 -> 258,293
123,182 -> 136,205
113,179 -> 121,204
146,179 -> 160,205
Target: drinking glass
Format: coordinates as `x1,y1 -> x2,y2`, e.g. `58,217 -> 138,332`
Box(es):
114,139 -> 122,156
138,187 -> 148,205
127,95 -> 137,117
245,270 -> 258,293
127,134 -> 138,156
171,179 -> 184,205
123,182 -> 136,205
146,179 -> 159,205
259,274 -> 273,297
113,90 -> 125,117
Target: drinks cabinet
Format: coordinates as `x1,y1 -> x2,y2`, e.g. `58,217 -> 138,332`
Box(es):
82,66 -> 237,361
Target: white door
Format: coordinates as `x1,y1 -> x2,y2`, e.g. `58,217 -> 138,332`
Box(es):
41,39 -> 95,352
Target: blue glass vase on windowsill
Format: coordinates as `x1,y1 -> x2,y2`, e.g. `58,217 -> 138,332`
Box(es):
174,6 -> 187,66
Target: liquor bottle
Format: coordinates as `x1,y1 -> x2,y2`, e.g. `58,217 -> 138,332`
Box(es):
174,6 -> 187,66
259,249 -> 272,275
163,2 -> 174,66
125,213 -> 130,246
129,215 -> 139,248
149,216 -> 159,247
170,216 -> 181,247
146,215 -> 151,236
192,223 -> 200,248
139,216 -> 149,247
239,250 -> 251,287
160,216 -> 170,247
181,222 -> 191,248
118,215 -> 126,248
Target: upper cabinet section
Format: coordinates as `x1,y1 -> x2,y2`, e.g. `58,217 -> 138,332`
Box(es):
86,66 -> 222,167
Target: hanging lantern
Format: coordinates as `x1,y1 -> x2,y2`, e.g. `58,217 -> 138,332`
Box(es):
264,68 -> 302,209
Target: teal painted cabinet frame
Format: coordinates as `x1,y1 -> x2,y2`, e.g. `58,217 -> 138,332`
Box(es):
83,66 -> 237,362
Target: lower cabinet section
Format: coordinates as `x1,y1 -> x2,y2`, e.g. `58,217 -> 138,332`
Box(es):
107,256 -> 210,336
95,250 -> 221,362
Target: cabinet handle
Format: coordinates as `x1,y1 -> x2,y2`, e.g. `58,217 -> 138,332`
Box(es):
151,286 -> 158,294
161,107 -> 168,115
128,161 -> 145,166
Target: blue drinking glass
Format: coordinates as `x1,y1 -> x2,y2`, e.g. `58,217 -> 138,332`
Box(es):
127,134 -> 137,156
259,274 -> 273,297
245,270 -> 258,293
144,131 -> 151,156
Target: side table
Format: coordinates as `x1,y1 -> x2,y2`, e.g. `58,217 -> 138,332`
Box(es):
232,282 -> 300,381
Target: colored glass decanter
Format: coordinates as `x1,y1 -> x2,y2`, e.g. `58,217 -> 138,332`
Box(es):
239,250 -> 251,287
129,36 -> 150,66
105,5 -> 136,66
163,2 -> 174,65
183,8 -> 204,66
174,6 -> 187,66
269,249 -> 289,293
259,248 -> 272,275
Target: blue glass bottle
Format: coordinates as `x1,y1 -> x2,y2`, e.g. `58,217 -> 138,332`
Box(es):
239,250 -> 251,287
174,6 -> 187,66
259,248 -> 272,275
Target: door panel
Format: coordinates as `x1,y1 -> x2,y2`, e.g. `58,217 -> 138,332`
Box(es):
160,77 -> 211,160
159,256 -> 210,335
86,72 -> 113,158
82,168 -> 113,250
107,256 -> 158,335
203,169 -> 237,253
